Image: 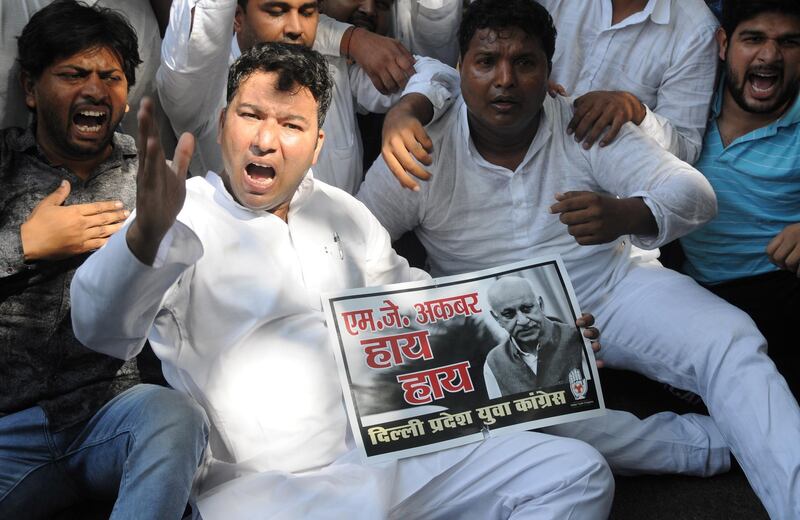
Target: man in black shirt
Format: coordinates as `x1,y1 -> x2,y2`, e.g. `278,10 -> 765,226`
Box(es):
0,2 -> 207,517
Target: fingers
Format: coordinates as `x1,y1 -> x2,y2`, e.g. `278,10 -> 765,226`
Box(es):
172,132 -> 195,181
575,312 -> 595,327
582,327 -> 600,341
39,180 -> 71,207
549,191 -> 590,215
384,49 -> 414,93
580,111 -> 616,149
81,237 -> 111,252
570,106 -> 604,143
548,81 -> 567,98
770,240 -> 800,272
87,221 -> 125,240
137,98 -> 154,169
77,200 -> 125,216
85,208 -> 131,228
393,43 -> 415,73
598,115 -> 626,147
382,146 -> 421,191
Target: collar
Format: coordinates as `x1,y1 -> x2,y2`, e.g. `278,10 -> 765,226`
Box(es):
510,336 -> 538,358
205,168 -> 316,218
458,96 -> 555,176
604,0 -> 670,29
10,122 -> 136,178
712,76 -> 800,130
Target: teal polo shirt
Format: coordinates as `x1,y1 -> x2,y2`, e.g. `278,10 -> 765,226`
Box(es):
681,83 -> 800,284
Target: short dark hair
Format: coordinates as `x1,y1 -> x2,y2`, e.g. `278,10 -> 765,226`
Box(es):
459,0 -> 556,70
226,42 -> 334,127
237,0 -> 248,9
17,0 -> 141,87
721,0 -> 800,36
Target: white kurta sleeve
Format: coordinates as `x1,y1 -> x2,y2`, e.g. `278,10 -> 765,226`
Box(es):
635,24 -> 718,164
348,56 -> 460,118
71,219 -> 204,361
359,200 -> 430,285
585,124 -> 717,249
157,0 -> 234,173
313,14 -> 350,57
357,154 -> 427,241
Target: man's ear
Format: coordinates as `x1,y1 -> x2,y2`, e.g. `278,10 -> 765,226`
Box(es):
311,128 -> 325,164
216,107 -> 227,145
234,4 -> 246,35
716,27 -> 728,62
20,70 -> 37,111
537,296 -> 545,312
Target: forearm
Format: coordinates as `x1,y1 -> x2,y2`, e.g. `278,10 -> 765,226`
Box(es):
157,0 -> 234,135
590,126 -> 717,248
351,56 -> 459,116
71,219 -> 203,360
614,197 -> 658,237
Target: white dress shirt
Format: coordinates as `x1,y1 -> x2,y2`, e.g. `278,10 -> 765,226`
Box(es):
157,0 -> 459,191
537,0 -> 719,163
71,171 -> 425,489
357,95 -> 717,310
390,0 -> 463,67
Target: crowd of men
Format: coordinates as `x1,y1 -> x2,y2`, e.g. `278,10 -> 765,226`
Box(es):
0,0 -> 798,518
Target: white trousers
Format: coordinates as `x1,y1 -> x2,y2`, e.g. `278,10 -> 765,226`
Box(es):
562,259 -> 799,520
195,432 -> 613,520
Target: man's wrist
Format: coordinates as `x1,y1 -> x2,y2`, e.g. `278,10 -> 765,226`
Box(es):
126,218 -> 167,267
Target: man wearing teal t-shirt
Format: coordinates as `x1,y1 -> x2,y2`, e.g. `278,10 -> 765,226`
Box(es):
681,0 -> 800,395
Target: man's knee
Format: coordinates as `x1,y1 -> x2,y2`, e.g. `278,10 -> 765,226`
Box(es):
128,385 -> 209,455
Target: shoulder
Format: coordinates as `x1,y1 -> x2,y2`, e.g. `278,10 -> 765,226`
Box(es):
486,338 -> 512,362
668,0 -> 719,35
310,178 -> 381,227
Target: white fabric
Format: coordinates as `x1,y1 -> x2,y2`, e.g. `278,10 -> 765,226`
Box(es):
197,433 -> 613,520
311,5 -> 462,67
390,0 -> 463,67
538,0 -> 719,163
0,0 -> 169,143
359,95 -> 717,310
71,171 -> 613,519
157,0 -> 459,191
357,94 -> 800,519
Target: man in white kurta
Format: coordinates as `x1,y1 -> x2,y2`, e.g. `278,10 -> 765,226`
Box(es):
158,0 -> 458,191
357,1 -> 800,517
531,0 -> 719,162
72,42 -> 613,519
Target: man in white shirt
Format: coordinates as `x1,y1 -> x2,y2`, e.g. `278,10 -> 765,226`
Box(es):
539,0 -> 719,162
357,1 -> 800,517
158,0 -> 458,192
71,43 -> 613,519
386,0 -> 719,189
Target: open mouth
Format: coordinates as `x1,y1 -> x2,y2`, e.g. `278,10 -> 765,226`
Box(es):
244,162 -> 276,190
748,70 -> 780,97
72,109 -> 108,133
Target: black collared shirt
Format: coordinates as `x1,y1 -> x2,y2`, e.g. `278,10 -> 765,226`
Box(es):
0,125 -> 142,431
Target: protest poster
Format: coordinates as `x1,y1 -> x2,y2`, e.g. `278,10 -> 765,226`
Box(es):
322,255 -> 605,463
